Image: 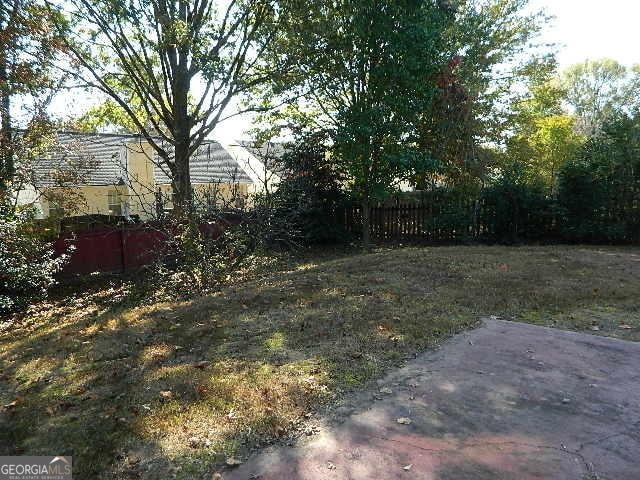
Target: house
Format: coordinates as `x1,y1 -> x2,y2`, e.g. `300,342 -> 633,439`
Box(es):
22,131 -> 280,220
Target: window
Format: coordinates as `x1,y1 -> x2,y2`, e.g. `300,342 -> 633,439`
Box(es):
107,190 -> 122,216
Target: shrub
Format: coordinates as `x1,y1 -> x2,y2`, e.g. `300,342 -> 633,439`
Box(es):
481,165 -> 553,243
144,210 -> 260,300
260,141 -> 350,246
557,115 -> 640,243
0,209 -> 68,315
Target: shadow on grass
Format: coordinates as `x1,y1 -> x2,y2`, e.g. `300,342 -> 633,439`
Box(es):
1,245 -> 639,479
0,260 -> 463,478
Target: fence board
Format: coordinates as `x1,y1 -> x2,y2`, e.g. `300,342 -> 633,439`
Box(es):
336,192 -> 558,243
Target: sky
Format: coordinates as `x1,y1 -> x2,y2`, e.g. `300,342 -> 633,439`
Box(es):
46,0 -> 640,140
528,0 -> 640,70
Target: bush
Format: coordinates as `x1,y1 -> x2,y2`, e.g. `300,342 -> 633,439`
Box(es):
0,209 -> 68,315
259,141 -> 350,246
481,165 -> 554,243
557,115 -> 640,243
144,211 -> 259,300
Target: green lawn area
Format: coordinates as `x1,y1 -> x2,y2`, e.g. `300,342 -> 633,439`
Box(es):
1,245 -> 639,479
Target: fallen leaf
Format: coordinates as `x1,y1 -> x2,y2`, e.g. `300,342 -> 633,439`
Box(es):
225,457 -> 242,467
327,461 -> 336,470
379,387 -> 392,395
195,384 -> 208,396
403,464 -> 413,471
396,417 -> 412,425
3,400 -> 18,410
159,390 -> 173,399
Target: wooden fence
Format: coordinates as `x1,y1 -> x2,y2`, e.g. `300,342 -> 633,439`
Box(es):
53,221 -> 228,276
337,193 -> 553,243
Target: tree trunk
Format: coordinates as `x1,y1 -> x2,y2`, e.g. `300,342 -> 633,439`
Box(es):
361,196 -> 371,250
0,44 -> 13,208
170,30 -> 192,218
172,136 -> 192,216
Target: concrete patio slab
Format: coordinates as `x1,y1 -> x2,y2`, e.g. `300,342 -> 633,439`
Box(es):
224,320 -> 640,480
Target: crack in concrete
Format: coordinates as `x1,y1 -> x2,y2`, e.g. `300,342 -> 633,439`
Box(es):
576,419 -> 640,452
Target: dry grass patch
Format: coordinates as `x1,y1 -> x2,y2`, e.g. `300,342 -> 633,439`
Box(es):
1,245 -> 639,479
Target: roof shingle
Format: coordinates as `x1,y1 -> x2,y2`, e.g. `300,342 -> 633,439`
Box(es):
32,132 -> 253,187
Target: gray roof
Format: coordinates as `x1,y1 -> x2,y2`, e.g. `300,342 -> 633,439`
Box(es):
33,132 -> 253,187
32,132 -> 137,187
236,140 -> 288,176
153,140 -> 252,185
238,140 -> 287,164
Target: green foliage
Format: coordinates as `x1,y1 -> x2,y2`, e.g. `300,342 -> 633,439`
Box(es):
505,63 -> 585,187
481,165 -> 553,243
268,0 -> 449,201
527,115 -> 583,183
417,0 -> 549,186
265,0 -> 549,202
557,114 -> 640,243
510,114 -> 584,186
0,1 -> 66,97
260,140 -> 350,246
561,59 -> 640,134
72,99 -> 142,133
1,0 -> 67,201
0,209 -> 68,314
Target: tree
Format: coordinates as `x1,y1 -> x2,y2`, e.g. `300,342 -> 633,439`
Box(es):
1,207 -> 68,314
415,0 -> 549,188
53,0 -> 282,214
262,0 -> 450,248
562,59 -> 640,135
72,98 -> 144,134
258,134 -> 349,246
527,115 -> 583,187
0,0 -> 65,210
558,112 -> 640,242
503,61 -> 584,188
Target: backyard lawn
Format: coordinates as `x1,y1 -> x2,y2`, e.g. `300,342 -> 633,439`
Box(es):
1,245 -> 639,479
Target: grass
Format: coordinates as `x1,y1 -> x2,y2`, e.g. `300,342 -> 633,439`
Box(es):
1,245 -> 639,479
